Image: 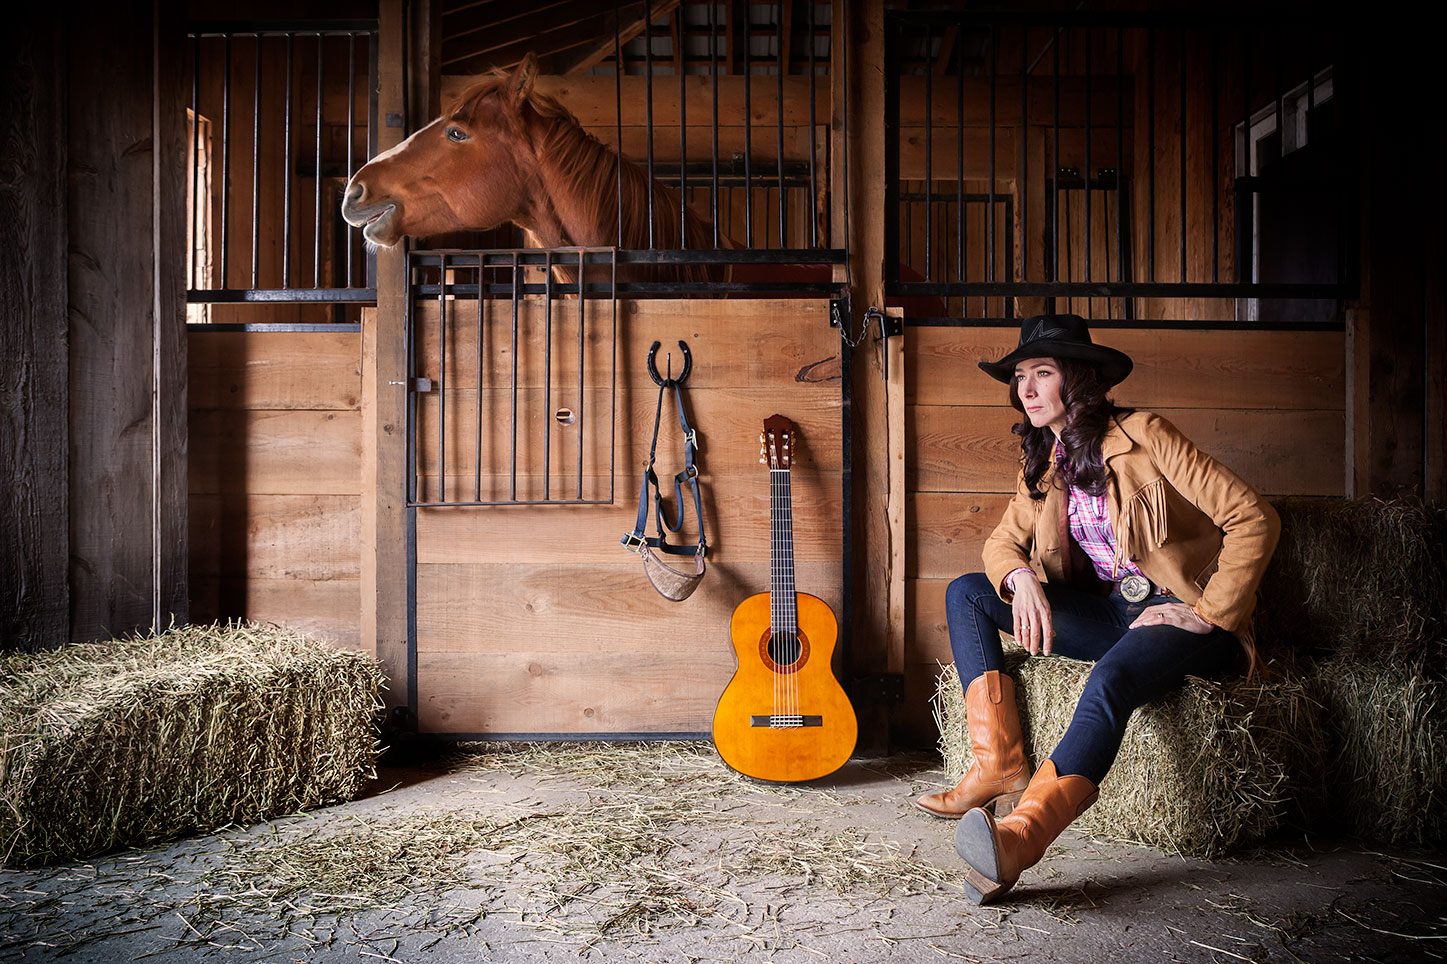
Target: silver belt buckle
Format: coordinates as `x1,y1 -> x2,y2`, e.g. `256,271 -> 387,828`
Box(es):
1119,574 -> 1152,603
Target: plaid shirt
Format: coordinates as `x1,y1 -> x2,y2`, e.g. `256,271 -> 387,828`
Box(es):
1058,445 -> 1144,582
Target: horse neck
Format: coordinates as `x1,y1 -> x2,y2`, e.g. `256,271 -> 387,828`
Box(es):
521,112 -> 700,252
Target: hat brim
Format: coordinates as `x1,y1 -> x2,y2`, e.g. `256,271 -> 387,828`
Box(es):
977,339 -> 1133,387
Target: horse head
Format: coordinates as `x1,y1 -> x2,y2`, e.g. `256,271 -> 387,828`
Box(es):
341,55 -> 544,247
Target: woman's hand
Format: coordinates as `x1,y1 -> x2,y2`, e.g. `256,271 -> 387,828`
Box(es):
1129,601 -> 1215,634
1010,571 -> 1054,656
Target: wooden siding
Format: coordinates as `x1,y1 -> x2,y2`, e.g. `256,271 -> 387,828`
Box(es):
411,298 -> 842,735
188,331 -> 362,649
898,326 -> 1346,743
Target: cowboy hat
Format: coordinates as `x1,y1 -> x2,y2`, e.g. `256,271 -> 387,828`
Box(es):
977,313 -> 1133,386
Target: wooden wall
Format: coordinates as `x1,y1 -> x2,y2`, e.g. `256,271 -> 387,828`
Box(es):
410,298 -> 842,736
898,327 -> 1345,743
188,330 -> 363,648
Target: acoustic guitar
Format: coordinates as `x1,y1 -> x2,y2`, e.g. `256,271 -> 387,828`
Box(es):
712,415 -> 858,782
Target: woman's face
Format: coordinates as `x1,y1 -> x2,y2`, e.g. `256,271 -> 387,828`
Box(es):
1014,357 -> 1066,435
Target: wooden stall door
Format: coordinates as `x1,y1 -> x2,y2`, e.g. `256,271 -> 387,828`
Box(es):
411,298 -> 843,737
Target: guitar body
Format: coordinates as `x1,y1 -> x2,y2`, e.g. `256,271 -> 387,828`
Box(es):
711,414 -> 858,783
714,591 -> 858,782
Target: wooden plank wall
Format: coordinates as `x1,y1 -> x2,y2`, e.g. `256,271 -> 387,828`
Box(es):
188,331 -> 363,648
2,10 -> 68,651
899,327 -> 1345,743
412,298 -> 842,736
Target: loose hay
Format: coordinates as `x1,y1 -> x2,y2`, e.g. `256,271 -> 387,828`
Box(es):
933,657 -> 1328,857
0,621 -> 384,868
1308,654 -> 1447,847
1257,498 -> 1447,663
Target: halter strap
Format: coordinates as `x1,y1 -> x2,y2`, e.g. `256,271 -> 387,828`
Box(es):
621,375 -> 707,559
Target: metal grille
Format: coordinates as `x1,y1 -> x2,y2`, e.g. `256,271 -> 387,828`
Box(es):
884,11 -> 1353,327
185,21 -> 378,310
405,250 -> 618,508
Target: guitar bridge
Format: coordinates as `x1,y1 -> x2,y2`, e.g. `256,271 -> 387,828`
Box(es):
749,715 -> 823,728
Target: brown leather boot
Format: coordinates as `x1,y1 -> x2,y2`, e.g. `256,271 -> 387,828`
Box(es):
916,670 -> 1032,819
953,759 -> 1099,904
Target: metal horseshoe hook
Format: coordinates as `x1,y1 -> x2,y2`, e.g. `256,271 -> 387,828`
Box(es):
646,339 -> 692,386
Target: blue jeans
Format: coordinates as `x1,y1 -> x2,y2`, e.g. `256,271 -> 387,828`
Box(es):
945,572 -> 1239,785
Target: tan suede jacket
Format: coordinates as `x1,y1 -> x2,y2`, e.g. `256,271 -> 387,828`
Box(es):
981,411 -> 1281,674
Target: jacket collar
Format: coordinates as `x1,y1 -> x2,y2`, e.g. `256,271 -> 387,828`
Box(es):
1100,413 -> 1137,463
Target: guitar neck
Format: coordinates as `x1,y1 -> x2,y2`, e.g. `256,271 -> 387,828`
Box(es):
770,467 -> 797,636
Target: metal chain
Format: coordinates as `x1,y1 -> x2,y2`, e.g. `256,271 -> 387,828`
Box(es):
836,303 -> 886,349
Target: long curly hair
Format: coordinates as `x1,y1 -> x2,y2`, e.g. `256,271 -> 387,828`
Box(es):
1009,357 -> 1131,500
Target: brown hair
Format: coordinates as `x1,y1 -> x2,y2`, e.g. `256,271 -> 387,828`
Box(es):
1008,357 -> 1131,500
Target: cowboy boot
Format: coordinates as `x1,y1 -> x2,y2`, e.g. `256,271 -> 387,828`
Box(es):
916,670 -> 1032,819
953,759 -> 1099,904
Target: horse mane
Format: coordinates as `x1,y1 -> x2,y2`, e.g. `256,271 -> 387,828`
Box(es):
451,71 -> 717,282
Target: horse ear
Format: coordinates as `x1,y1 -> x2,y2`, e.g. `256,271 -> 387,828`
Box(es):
510,53 -> 538,105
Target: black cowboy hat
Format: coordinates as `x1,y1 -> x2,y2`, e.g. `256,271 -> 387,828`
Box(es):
977,313 -> 1133,387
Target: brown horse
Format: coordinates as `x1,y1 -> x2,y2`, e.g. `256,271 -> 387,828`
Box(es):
341,54 -> 718,284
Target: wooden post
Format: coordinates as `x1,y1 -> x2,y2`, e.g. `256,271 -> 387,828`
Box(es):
834,0 -> 896,748
363,0 -> 411,707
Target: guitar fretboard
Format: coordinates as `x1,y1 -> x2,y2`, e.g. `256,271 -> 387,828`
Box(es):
769,467 -> 797,638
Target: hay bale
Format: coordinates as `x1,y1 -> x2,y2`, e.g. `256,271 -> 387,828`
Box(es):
0,621 -> 383,868
1257,498 -> 1447,663
932,656 -> 1327,857
1308,654 -> 1447,847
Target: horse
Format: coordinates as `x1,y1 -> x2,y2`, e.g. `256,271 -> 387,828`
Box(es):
341,53 -> 947,314
341,53 -> 719,285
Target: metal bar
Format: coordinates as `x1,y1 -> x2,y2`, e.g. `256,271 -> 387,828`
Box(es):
1211,27 -> 1219,284
438,255 -> 447,503
346,32 -> 356,288
899,315 -> 1344,332
645,0 -> 656,248
743,5 -> 752,247
711,0 -> 720,247
1084,26 -> 1092,291
366,29 -> 378,290
924,22 -> 933,282
1179,26 -> 1187,283
889,280 -> 1352,298
807,0 -> 817,247
958,34 -> 965,289
608,254 -> 617,504
1116,27 -> 1125,286
1052,32 -> 1059,284
251,36 -> 261,289
283,33 -> 293,288
776,1 -> 786,247
220,33 -> 232,289
404,258 -> 417,508
988,22 -> 997,294
1019,22 -> 1027,290
577,250 -> 586,499
187,287 -> 377,302
542,252 -> 553,500
615,5 -> 624,247
679,9 -> 688,249
188,322 -> 363,332
883,16 -> 899,286
510,253 -> 519,502
1147,26 -> 1155,283
190,33 -> 201,291
314,32 -> 324,287
476,256 -> 484,503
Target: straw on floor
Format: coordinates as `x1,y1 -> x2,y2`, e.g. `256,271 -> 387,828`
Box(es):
0,621 -> 384,868
933,655 -> 1328,857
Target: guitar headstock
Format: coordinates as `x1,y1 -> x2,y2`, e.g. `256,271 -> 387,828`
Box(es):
759,415 -> 796,470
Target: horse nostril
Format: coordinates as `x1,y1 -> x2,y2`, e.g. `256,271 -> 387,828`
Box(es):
345,181 -> 365,205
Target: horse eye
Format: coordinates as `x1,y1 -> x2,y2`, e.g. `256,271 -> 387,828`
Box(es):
446,126 -> 469,142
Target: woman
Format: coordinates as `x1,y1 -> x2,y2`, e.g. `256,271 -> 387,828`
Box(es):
915,313 -> 1279,904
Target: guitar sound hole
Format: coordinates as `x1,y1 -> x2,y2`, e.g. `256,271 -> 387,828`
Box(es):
758,630 -> 810,674
769,636 -> 801,666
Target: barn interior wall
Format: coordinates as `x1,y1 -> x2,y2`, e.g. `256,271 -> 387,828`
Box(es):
187,331 -> 363,648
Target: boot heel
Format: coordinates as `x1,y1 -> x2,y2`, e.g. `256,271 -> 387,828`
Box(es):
991,790 -> 1024,817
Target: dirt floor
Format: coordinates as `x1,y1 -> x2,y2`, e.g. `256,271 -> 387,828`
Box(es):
2,743 -> 1444,964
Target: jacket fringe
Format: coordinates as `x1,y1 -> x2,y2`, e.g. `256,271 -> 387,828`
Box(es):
1117,478 -> 1170,569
